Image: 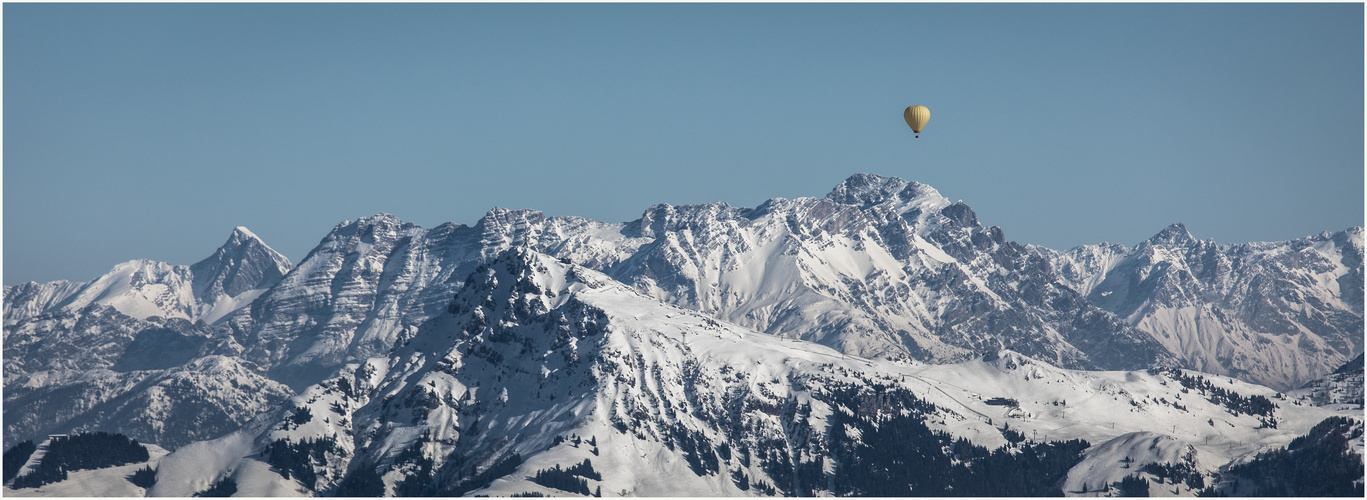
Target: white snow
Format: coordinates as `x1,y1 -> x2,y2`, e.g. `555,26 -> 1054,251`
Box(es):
232,226 -> 262,242
1063,432 -> 1197,497
198,287 -> 269,324
56,260 -> 198,321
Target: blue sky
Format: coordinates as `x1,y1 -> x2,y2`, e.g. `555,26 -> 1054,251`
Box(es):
5,3 -> 1363,285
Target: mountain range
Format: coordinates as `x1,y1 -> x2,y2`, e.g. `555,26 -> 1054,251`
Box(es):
4,173 -> 1361,496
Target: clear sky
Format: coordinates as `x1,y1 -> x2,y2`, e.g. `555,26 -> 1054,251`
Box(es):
4,3 -> 1363,285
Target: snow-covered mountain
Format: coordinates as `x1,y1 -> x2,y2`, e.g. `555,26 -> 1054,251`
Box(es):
4,227 -> 292,326
3,228 -> 295,449
596,174 -> 1175,372
136,248 -> 1361,497
191,226 -> 295,324
215,175 -> 1187,399
4,173 -> 1361,496
1037,224 -> 1363,390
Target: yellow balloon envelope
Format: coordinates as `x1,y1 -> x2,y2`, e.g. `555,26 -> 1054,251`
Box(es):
903,105 -> 930,135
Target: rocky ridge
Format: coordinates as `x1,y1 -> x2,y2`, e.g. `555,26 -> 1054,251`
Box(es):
1036,224 -> 1363,389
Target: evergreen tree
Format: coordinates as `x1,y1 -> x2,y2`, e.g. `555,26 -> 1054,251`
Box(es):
262,436 -> 334,490
127,465 -> 157,489
828,409 -> 1089,497
290,406 -> 313,427
333,463 -> 385,497
731,469 -> 750,491
194,476 -> 238,497
1117,474 -> 1149,497
437,453 -> 523,496
3,441 -> 37,483
530,464 -> 591,495
565,458 -> 602,481
1200,416 -> 1364,496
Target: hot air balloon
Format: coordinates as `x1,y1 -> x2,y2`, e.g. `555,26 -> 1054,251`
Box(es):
904,105 -> 929,138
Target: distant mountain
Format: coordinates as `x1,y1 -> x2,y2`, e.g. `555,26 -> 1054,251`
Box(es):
1036,224 -> 1363,390
3,228 -> 294,449
5,227 -> 292,326
3,173 -> 1361,497
190,226 -> 294,323
2,280 -> 85,327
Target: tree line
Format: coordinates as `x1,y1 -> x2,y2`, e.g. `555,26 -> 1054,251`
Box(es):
9,432 -> 149,489
1198,416 -> 1363,496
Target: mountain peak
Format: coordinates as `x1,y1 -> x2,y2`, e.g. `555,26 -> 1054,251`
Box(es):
1147,223 -> 1195,246
316,214 -> 425,254
355,213 -> 410,230
826,173 -> 913,207
476,207 -> 546,228
824,173 -> 950,220
228,226 -> 260,244
629,201 -> 744,238
190,226 -> 293,301
475,208 -> 547,260
329,213 -> 411,233
201,226 -> 291,267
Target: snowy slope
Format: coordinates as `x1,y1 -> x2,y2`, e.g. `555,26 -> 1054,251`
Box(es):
1063,432 -> 1201,496
906,352 -> 1350,477
4,339 -> 293,450
46,259 -> 200,322
144,247 -> 1361,497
